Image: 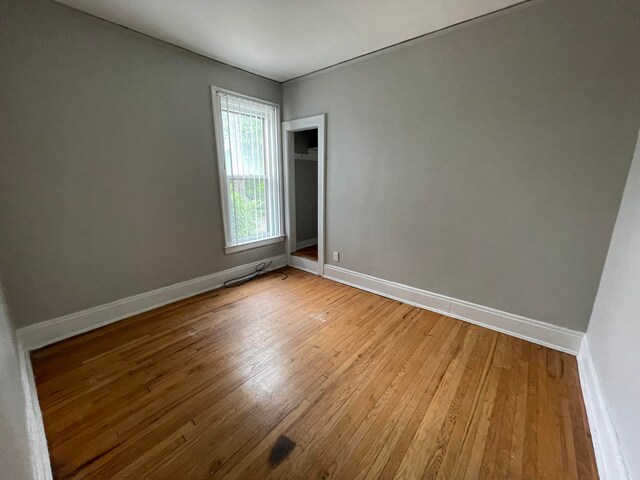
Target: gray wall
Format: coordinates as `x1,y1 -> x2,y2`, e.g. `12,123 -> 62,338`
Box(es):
294,130 -> 319,243
586,132 -> 640,479
0,0 -> 283,327
294,160 -> 318,243
283,0 -> 640,331
0,285 -> 37,480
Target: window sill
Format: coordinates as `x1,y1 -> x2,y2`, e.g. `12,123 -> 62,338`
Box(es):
224,235 -> 285,254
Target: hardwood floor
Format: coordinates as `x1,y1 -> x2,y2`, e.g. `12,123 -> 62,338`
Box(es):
291,244 -> 318,260
31,268 -> 598,479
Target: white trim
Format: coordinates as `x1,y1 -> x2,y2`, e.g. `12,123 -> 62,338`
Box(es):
289,254 -> 318,275
284,130 -> 297,254
577,337 -> 631,480
16,338 -> 53,480
323,265 -> 584,354
210,85 -> 283,253
211,87 -> 280,108
282,114 -> 326,276
18,254 -> 287,351
224,235 -> 284,254
296,237 -> 318,250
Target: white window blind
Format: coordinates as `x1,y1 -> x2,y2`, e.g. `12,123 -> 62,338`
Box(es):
212,88 -> 283,253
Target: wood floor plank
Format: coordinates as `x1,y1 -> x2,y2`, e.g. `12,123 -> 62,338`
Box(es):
31,268 -> 598,480
393,325 -> 476,479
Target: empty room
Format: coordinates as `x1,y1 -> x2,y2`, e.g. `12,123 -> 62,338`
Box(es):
1,0 -> 639,479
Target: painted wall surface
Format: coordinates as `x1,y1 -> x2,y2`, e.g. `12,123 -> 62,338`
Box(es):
295,160 -> 318,243
586,133 -> 640,479
0,0 -> 283,327
294,130 -> 319,243
283,0 -> 640,331
0,287 -> 36,480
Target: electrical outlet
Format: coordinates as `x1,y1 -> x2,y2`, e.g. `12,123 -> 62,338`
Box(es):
332,251 -> 340,262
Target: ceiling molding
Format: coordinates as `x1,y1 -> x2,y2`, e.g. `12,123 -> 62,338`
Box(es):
283,0 -> 546,84
52,0 -> 546,84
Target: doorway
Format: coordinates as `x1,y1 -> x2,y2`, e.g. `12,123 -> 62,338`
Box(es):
282,114 -> 326,275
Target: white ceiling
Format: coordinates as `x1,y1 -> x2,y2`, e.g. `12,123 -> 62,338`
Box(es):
55,0 -> 524,82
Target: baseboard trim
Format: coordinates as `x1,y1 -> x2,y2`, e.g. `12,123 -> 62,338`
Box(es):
17,339 -> 53,480
577,337 -> 631,480
18,254 -> 287,351
296,237 -> 318,250
323,265 -> 583,354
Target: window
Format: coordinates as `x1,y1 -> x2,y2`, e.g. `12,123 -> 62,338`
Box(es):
211,87 -> 284,253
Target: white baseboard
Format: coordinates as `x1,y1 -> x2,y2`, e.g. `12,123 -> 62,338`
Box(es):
17,339 -> 53,480
289,254 -> 318,275
323,265 -> 583,355
577,337 -> 631,480
296,237 -> 318,250
13,256 -> 604,480
18,254 -> 287,351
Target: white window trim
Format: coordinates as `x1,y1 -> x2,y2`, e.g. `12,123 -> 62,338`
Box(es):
210,86 -> 284,254
224,235 -> 285,254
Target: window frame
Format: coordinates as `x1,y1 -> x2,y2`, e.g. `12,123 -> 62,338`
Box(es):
210,86 -> 285,254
